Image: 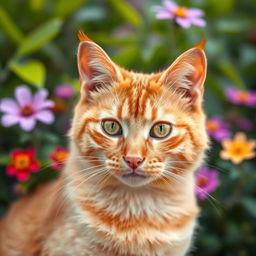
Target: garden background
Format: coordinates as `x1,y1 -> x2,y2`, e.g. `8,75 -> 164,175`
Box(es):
0,0 -> 256,255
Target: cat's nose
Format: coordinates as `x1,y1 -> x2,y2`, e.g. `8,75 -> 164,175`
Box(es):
123,156 -> 145,170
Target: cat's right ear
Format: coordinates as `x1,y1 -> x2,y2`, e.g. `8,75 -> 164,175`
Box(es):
77,31 -> 122,97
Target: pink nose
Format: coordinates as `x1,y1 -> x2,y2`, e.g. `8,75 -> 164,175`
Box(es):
123,156 -> 145,170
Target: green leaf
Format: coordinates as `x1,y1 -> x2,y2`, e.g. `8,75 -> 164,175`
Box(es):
9,59 -> 46,87
208,0 -> 235,14
54,0 -> 87,18
242,197 -> 256,217
218,62 -> 246,89
29,0 -> 45,11
17,18 -> 63,56
0,6 -> 24,44
0,155 -> 10,165
109,0 -> 142,28
112,46 -> 140,67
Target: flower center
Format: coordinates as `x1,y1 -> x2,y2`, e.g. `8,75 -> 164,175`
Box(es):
55,151 -> 68,162
229,143 -> 250,157
206,121 -> 218,131
14,154 -> 30,170
197,176 -> 208,187
174,6 -> 187,17
21,104 -> 34,117
237,91 -> 249,102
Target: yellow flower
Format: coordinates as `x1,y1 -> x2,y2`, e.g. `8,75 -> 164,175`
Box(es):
220,132 -> 256,164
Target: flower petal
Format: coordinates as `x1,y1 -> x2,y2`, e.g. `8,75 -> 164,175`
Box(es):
29,161 -> 40,172
156,11 -> 173,19
33,89 -> 48,109
19,117 -> 36,131
163,0 -> 177,11
187,9 -> 204,17
35,110 -> 54,124
15,85 -> 32,106
6,165 -> 17,176
1,114 -> 20,127
190,17 -> 206,27
175,17 -> 191,28
234,132 -> 246,142
0,99 -> 20,114
17,172 -> 30,181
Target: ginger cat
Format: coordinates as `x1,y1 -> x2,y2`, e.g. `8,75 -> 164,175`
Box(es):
0,32 -> 208,256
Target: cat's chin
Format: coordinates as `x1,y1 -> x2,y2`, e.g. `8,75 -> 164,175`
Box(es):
116,173 -> 154,187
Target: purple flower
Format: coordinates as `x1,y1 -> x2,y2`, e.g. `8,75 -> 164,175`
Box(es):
206,117 -> 231,142
225,87 -> 256,107
54,84 -> 75,99
195,167 -> 219,200
237,118 -> 253,131
0,85 -> 55,131
152,0 -> 206,29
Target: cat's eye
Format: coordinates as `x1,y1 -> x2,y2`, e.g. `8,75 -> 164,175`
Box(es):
150,122 -> 172,139
102,120 -> 122,136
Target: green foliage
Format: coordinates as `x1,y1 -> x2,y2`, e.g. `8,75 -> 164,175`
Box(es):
17,18 -> 63,56
0,0 -> 256,255
9,59 -> 46,87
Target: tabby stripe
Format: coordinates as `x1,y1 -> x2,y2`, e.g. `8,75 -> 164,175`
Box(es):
76,117 -> 99,142
88,130 -> 111,149
81,200 -> 198,232
161,136 -> 185,151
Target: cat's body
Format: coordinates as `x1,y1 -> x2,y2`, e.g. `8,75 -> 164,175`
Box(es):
0,33 -> 208,256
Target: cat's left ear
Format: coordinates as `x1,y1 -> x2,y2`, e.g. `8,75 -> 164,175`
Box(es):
159,40 -> 207,110
77,31 -> 122,97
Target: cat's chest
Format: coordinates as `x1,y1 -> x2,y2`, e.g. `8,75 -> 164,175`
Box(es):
43,204 -> 198,256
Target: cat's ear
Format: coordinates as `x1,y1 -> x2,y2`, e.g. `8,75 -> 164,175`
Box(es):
159,40 -> 207,110
77,31 -> 122,96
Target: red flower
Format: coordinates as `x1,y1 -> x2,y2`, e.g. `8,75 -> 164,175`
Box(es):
6,148 -> 40,181
49,146 -> 69,170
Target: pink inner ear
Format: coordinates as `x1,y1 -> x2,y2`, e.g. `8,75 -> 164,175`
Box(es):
78,41 -> 120,92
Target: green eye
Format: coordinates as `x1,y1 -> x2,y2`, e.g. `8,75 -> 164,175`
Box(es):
102,120 -> 122,136
150,122 -> 172,139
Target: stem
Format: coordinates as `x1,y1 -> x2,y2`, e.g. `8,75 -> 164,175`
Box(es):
227,163 -> 245,208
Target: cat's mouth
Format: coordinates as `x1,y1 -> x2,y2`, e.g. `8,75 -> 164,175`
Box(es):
122,171 -> 146,178
117,170 -> 153,187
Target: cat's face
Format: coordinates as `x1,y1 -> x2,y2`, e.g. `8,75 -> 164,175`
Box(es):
70,32 -> 208,188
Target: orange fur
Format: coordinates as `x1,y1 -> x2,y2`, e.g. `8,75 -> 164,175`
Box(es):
0,32 -> 209,256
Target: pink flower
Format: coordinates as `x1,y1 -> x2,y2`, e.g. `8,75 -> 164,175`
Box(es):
195,167 -> 219,200
0,85 -> 55,131
206,117 -> 231,142
152,0 -> 206,28
54,84 -> 75,99
6,148 -> 40,181
225,87 -> 256,106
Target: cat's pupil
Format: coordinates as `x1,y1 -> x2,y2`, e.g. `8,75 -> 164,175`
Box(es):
159,124 -> 165,134
111,122 -> 115,130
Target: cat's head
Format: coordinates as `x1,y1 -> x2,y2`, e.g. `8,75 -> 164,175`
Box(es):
70,32 -> 209,188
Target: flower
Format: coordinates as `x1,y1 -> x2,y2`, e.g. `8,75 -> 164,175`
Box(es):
54,84 -> 75,99
6,148 -> 40,181
220,132 -> 256,164
195,166 -> 219,200
0,85 -> 55,131
206,117 -> 231,141
225,87 -> 256,106
237,118 -> 253,131
51,98 -> 67,113
49,146 -> 69,170
152,0 -> 206,28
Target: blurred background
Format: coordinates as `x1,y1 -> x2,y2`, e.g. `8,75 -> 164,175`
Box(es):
0,0 -> 256,255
